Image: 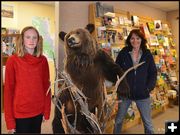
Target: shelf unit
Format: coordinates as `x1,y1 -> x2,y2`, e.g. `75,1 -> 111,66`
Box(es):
1,33 -> 20,112
89,3 -> 178,133
89,3 -> 132,60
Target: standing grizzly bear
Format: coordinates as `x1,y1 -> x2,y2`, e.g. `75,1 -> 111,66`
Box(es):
52,24 -> 130,133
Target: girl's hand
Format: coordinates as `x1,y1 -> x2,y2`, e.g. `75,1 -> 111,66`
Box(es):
42,116 -> 48,122
8,129 -> 16,134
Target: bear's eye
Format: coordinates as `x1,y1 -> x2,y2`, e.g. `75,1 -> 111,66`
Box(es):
76,31 -> 80,35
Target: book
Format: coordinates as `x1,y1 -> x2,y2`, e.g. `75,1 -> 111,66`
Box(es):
117,32 -> 124,41
96,2 -> 104,17
156,34 -> 165,44
162,23 -> 172,35
131,15 -> 140,27
2,36 -> 16,56
154,20 -> 162,30
119,16 -> 124,25
163,37 -> 169,47
154,55 -> 160,64
96,2 -> 114,18
1,27 -> 7,34
149,35 -> 159,46
159,47 -> 165,55
107,30 -> 117,43
124,17 -> 131,26
102,16 -> 113,26
111,18 -> 118,27
97,26 -> 106,39
146,22 -> 155,33
111,47 -> 121,60
101,43 -> 111,56
169,37 -> 175,46
140,24 -> 150,38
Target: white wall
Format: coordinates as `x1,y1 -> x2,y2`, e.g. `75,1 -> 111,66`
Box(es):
58,2 -> 92,70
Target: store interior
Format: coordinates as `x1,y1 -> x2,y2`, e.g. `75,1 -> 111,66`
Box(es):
1,1 -> 179,134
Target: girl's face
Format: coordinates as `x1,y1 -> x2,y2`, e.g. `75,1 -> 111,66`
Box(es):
130,33 -> 142,50
23,29 -> 38,50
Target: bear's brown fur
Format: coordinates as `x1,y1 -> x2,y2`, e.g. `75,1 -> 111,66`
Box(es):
52,24 -> 130,133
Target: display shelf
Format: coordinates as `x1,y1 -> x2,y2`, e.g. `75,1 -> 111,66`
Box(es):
1,34 -> 20,37
122,112 -> 141,132
1,33 -> 20,112
89,3 -> 178,132
89,3 -> 132,60
1,33 -> 20,57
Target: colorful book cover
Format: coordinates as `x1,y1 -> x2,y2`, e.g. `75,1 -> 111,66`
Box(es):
162,23 -> 172,35
170,49 -> 176,57
119,16 -> 124,25
169,37 -> 175,46
163,37 -> 169,47
140,24 -> 150,38
111,47 -> 121,60
146,22 -> 155,33
154,55 -> 160,64
154,20 -> 162,30
149,35 -> 159,46
159,48 -> 165,55
131,15 -> 140,27
156,34 -> 165,44
97,26 -> 106,39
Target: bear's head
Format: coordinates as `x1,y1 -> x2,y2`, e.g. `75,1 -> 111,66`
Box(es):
59,24 -> 97,56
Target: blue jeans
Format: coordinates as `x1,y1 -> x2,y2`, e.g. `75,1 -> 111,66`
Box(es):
113,97 -> 154,134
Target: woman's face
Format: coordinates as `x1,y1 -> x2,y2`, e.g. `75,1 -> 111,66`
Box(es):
130,33 -> 142,50
23,29 -> 38,50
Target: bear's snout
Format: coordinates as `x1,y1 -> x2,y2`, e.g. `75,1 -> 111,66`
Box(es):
67,37 -> 76,46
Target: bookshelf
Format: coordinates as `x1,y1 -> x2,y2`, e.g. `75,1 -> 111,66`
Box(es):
1,33 -> 20,112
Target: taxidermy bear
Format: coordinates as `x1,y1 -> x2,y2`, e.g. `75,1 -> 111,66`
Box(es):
52,24 -> 130,133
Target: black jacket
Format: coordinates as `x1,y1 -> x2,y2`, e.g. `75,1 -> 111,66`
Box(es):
116,47 -> 157,100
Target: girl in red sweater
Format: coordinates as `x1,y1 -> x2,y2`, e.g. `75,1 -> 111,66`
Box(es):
4,26 -> 51,134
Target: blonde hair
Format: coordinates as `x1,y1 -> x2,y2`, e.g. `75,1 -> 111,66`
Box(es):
16,26 -> 43,57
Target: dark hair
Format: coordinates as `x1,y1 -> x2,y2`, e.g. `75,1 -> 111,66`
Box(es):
125,29 -> 147,52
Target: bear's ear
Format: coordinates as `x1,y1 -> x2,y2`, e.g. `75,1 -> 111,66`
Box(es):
59,31 -> 67,41
85,23 -> 95,34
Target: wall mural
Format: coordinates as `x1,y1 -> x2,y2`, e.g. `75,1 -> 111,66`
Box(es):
32,16 -> 54,60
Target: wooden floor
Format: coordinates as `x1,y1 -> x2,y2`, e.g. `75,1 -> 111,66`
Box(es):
1,103 -> 179,134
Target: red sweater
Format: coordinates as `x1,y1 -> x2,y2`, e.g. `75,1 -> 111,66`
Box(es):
4,54 -> 51,130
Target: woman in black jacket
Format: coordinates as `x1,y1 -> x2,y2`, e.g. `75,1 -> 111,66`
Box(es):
113,29 -> 157,134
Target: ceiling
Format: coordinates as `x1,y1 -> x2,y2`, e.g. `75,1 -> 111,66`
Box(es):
32,1 -> 179,12
139,1 -> 179,12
